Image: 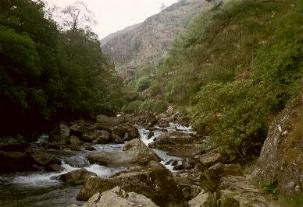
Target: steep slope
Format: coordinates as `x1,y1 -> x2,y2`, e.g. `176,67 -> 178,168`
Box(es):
147,0 -> 303,161
101,0 -> 209,74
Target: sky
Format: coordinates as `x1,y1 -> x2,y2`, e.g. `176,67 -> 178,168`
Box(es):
44,0 -> 178,39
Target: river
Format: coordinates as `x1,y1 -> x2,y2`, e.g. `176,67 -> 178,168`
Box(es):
0,123 -> 195,207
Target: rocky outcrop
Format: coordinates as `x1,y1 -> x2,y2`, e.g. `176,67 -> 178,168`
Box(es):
101,0 -> 209,79
87,139 -> 159,167
81,186 -> 159,207
60,168 -> 97,185
252,96 -> 303,196
77,168 -> 186,207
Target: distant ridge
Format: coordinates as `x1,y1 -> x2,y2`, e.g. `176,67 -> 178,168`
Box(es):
101,0 -> 208,75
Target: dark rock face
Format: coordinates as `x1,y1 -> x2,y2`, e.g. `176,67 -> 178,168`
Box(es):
0,151 -> 35,171
60,168 -> 97,185
253,96 -> 303,196
0,136 -> 28,151
49,123 -> 70,144
27,147 -> 60,166
77,168 -> 186,207
0,136 -> 34,171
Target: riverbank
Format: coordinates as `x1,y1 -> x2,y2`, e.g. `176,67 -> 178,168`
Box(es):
0,112 -> 282,207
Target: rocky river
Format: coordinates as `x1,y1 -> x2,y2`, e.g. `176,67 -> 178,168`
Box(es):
0,113 -> 283,207
0,113 -> 195,207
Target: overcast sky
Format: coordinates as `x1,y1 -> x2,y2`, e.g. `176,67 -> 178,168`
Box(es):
44,0 -> 178,39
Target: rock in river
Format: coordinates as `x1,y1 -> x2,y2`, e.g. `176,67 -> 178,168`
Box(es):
77,168 -> 186,207
60,168 -> 97,185
81,186 -> 159,207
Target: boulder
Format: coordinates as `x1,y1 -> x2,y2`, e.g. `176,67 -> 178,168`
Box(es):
49,123 -> 70,144
88,139 -> 159,167
0,135 -> 28,151
96,114 -> 123,130
149,132 -> 203,157
198,150 -> 223,167
27,148 -> 60,166
0,151 -> 35,171
69,136 -> 82,145
45,164 -> 64,172
188,191 -> 219,207
110,124 -> 139,143
77,168 -> 186,207
60,168 -> 97,185
82,186 -> 159,207
82,130 -> 111,143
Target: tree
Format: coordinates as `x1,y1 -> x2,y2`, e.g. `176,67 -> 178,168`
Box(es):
61,1 -> 96,31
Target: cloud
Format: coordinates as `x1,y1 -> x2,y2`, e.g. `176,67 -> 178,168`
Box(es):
44,0 -> 178,38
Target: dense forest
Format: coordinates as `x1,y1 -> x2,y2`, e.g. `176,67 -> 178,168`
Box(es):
126,0 -> 303,162
2,0 -> 303,206
0,0 -> 123,137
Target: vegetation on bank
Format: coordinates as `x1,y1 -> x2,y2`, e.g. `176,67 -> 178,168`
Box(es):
0,0 -> 124,137
128,0 -> 303,162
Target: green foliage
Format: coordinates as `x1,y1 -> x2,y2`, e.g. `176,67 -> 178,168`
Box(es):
136,77 -> 151,92
151,0 -> 303,161
122,99 -> 167,113
260,179 -> 278,194
0,0 -> 124,136
281,194 -> 303,207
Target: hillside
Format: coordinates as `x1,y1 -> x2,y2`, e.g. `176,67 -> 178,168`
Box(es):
101,0 -> 209,76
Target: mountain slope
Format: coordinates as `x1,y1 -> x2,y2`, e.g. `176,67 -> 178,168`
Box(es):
101,0 -> 209,74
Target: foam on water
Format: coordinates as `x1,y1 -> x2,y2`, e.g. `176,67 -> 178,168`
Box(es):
138,128 -> 163,145
138,123 -> 196,172
10,143 -> 126,187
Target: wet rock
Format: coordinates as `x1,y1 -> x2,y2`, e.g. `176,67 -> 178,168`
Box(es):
149,132 -> 203,157
69,136 -> 82,145
46,164 -> 64,172
0,135 -> 28,151
27,148 -> 60,166
82,186 -> 159,207
94,130 -> 111,144
88,139 -> 159,167
84,145 -> 96,151
110,124 -> 139,143
49,123 -> 70,144
0,151 -> 34,171
82,130 -> 110,143
96,114 -> 123,130
64,155 -> 90,168
60,168 -> 97,185
77,168 -> 186,207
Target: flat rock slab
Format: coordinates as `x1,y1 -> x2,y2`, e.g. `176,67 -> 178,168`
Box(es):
82,186 -> 159,207
77,168 -> 186,207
